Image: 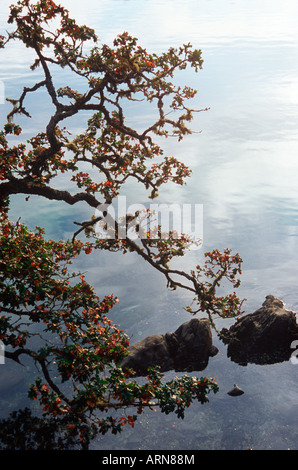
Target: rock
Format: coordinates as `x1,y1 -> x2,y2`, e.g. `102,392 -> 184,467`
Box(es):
121,334 -> 174,376
227,384 -> 244,396
121,318 -> 218,376
221,295 -> 298,365
172,318 -> 217,371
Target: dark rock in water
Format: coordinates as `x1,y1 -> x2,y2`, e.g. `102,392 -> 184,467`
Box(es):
227,384 -> 244,396
121,318 -> 218,376
221,295 -> 298,366
122,334 -> 174,375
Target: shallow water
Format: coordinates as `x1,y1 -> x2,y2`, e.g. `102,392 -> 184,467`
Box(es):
1,0 -> 298,450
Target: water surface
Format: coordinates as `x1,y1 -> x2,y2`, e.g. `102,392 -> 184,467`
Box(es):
1,0 -> 298,450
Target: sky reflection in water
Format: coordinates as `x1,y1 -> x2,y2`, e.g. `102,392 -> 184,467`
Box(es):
1,0 -> 298,450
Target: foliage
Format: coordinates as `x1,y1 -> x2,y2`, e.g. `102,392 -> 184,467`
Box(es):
0,0 -> 243,449
0,408 -> 79,450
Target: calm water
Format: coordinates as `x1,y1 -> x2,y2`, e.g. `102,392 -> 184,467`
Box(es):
1,0 -> 298,450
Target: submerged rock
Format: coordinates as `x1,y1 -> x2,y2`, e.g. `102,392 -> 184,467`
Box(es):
121,318 -> 218,376
221,295 -> 298,366
227,384 -> 244,396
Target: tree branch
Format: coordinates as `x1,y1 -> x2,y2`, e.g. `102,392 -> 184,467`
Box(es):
0,179 -> 100,208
